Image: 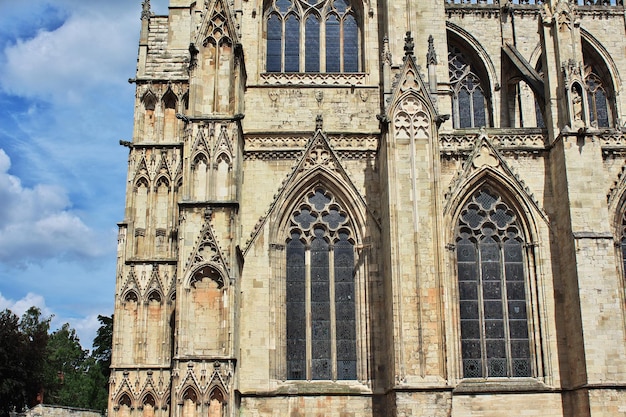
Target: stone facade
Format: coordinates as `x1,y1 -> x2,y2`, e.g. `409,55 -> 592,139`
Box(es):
109,0 -> 626,415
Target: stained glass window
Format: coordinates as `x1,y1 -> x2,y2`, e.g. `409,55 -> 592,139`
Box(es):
265,0 -> 360,73
456,187 -> 531,378
586,70 -> 611,128
286,188 -> 357,380
449,44 -> 490,129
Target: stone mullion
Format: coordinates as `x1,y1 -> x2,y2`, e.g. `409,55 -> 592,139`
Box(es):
476,239 -> 488,378
500,241 -> 514,377
525,242 -> 544,381
328,243 -> 337,380
305,243 -> 312,380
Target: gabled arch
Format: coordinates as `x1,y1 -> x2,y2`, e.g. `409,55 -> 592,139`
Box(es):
154,175 -> 171,191
446,169 -> 541,245
187,263 -> 226,290
146,289 -> 163,303
140,392 -> 157,408
123,290 -> 139,303
134,176 -> 151,190
270,168 -> 367,245
179,385 -> 199,404
116,392 -> 134,409
162,88 -> 178,110
142,91 -> 158,111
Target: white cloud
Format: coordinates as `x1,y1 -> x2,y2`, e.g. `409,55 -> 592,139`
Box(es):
0,148 -> 104,265
0,291 -> 51,318
0,291 -> 103,348
0,3 -> 138,102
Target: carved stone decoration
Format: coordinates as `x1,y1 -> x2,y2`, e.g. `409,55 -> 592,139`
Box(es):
184,219 -> 231,287
394,96 -> 431,141
473,144 -> 499,169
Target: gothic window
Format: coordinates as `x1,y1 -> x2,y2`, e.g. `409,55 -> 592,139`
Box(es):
586,69 -> 610,128
456,187 -> 531,378
265,0 -> 360,73
448,44 -> 490,129
286,188 -> 357,380
582,39 -> 616,128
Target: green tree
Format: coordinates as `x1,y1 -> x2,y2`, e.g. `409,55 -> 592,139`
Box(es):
19,307 -> 50,408
0,309 -> 26,417
43,323 -> 89,407
90,314 -> 113,412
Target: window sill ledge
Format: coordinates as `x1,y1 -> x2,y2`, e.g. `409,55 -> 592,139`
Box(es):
454,378 -> 554,394
260,72 -> 367,86
266,380 -> 371,396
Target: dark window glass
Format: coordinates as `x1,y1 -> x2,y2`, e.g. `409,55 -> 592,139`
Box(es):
286,236 -> 306,380
305,14 -> 320,72
286,188 -> 356,380
326,14 -> 340,72
449,44 -> 490,128
343,15 -> 358,72
284,15 -> 300,72
267,14 -> 282,72
458,89 -> 471,128
595,90 -> 609,128
265,0 -> 360,73
473,88 -> 486,127
456,187 -> 531,378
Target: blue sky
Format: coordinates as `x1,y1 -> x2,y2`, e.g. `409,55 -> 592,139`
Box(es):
0,0 -> 169,349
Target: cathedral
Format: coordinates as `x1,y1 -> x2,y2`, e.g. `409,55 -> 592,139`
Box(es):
108,0 -> 626,415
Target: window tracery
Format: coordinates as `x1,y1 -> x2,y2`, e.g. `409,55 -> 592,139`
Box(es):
286,187 -> 356,380
265,0 -> 360,73
585,68 -> 610,128
448,44 -> 489,129
456,187 -> 531,378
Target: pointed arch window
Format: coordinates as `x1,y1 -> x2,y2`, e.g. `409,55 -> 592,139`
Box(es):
582,38 -> 616,128
456,187 -> 531,378
586,69 -> 611,128
448,44 -> 490,129
265,0 -> 360,73
286,187 -> 357,380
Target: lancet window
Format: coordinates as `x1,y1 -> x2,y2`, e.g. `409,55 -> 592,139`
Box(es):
265,0 -> 360,73
456,187 -> 531,378
448,44 -> 490,128
585,68 -> 611,128
286,188 -> 357,380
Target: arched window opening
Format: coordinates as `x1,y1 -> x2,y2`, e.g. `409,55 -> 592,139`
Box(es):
448,43 -> 490,129
181,389 -> 197,417
586,69 -> 610,128
456,187 -> 531,378
163,90 -> 178,141
265,0 -> 361,73
286,187 -> 356,380
582,39 -> 616,128
142,92 -> 157,140
208,389 -> 225,417
142,394 -> 156,417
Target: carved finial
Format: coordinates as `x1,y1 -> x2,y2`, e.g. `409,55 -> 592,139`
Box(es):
382,36 -> 392,66
404,31 -> 414,58
427,35 -> 437,66
316,114 -> 323,131
141,0 -> 151,20
204,207 -> 213,220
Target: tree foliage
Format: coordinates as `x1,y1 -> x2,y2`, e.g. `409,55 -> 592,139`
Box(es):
0,309 -> 112,417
